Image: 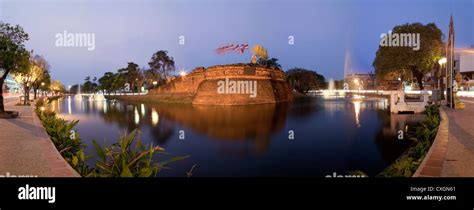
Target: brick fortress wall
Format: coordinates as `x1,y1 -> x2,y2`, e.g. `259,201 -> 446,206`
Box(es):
148,64 -> 293,105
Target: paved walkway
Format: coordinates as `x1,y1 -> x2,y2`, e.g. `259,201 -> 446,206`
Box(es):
442,98 -> 474,177
0,98 -> 79,177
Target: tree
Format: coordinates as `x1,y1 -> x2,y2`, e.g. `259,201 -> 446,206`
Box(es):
257,57 -> 281,69
50,80 -> 65,94
123,62 -> 141,93
286,68 -> 326,94
0,22 -> 30,112
30,55 -> 49,99
98,72 -> 115,94
373,23 -> 443,90
143,68 -> 162,89
82,76 -> 99,93
13,56 -> 45,105
148,50 -> 175,81
112,72 -> 126,93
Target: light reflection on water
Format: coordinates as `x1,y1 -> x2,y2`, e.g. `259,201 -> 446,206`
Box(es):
48,95 -> 423,177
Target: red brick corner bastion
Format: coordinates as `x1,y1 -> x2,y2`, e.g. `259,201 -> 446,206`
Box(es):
147,64 -> 293,105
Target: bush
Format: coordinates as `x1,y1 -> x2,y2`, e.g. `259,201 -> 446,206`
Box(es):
35,99 -> 93,176
92,129 -> 189,177
378,104 -> 440,177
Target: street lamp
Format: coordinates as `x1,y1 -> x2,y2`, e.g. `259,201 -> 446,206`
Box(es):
438,57 -> 447,102
438,57 -> 447,65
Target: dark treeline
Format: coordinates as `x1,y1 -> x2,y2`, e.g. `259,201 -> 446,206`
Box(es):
78,50 -> 175,94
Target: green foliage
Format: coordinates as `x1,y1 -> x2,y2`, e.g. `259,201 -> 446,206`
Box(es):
148,50 -> 175,80
82,76 -> 99,93
286,68 -> 326,93
35,99 -> 94,176
378,104 -> 440,177
92,129 -> 189,177
379,158 -> 418,177
373,23 -> 443,90
257,57 -> 281,69
0,22 -> 30,112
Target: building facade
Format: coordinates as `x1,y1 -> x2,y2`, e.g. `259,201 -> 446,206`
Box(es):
454,47 -> 474,90
345,72 -> 376,90
2,75 -> 21,94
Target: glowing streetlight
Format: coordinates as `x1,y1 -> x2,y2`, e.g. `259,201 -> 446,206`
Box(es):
152,81 -> 158,86
438,57 -> 447,65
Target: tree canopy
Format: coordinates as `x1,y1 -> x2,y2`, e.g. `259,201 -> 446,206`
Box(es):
0,22 -> 30,111
373,22 -> 443,90
148,50 -> 175,80
286,68 -> 326,94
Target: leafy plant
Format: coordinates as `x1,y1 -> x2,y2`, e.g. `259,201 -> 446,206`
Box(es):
35,99 -> 94,176
92,129 -> 189,177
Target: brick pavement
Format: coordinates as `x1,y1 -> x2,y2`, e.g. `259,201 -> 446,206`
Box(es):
0,98 -> 79,177
442,98 -> 474,177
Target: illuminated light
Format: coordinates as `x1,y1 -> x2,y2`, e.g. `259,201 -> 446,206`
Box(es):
141,104 -> 145,117
151,108 -> 159,126
152,81 -> 158,86
179,70 -> 187,77
438,57 -> 447,65
134,107 -> 140,125
40,106 -> 46,111
103,100 -> 107,114
68,96 -> 72,115
353,101 -> 361,128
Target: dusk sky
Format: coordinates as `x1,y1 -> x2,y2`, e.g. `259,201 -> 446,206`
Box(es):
1,0 -> 473,86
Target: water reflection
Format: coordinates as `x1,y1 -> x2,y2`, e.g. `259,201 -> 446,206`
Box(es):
151,108 -> 159,126
50,96 -> 423,177
353,101 -> 361,128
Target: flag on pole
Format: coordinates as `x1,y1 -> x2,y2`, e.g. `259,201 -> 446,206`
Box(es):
239,43 -> 249,54
215,42 -> 249,55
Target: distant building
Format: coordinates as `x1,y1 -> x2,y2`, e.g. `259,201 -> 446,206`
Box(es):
345,72 -> 375,90
454,46 -> 474,90
2,75 -> 21,94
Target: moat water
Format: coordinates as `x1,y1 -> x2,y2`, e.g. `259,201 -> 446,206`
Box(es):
49,95 -> 424,177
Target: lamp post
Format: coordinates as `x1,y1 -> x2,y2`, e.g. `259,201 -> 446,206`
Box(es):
40,82 -> 45,97
439,57 -> 447,102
